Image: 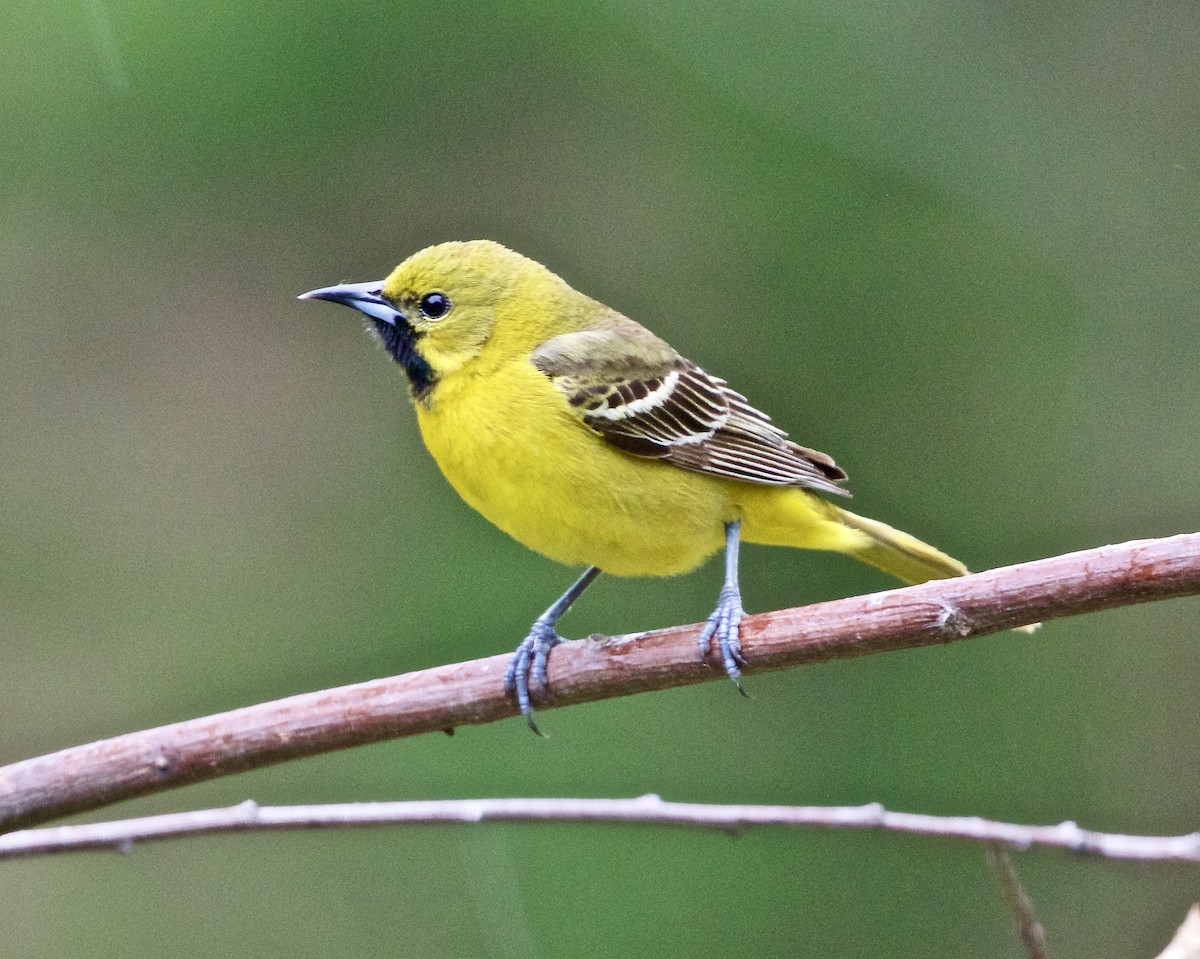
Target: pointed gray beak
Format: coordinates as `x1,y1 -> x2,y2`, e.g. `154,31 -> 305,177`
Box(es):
298,280 -> 404,326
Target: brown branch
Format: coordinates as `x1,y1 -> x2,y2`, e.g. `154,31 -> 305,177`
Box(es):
986,844 -> 1050,959
1,533 -> 1197,833
1,796 -> 1198,863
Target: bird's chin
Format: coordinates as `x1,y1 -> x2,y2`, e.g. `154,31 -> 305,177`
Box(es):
368,318 -> 437,397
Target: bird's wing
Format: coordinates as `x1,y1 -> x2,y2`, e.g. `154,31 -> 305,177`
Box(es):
531,327 -> 849,496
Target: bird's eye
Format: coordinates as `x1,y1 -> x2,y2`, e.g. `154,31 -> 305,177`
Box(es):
418,292 -> 451,319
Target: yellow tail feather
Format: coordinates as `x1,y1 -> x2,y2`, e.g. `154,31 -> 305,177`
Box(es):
833,507 -> 968,585
833,505 -> 1040,633
738,488 -> 1038,631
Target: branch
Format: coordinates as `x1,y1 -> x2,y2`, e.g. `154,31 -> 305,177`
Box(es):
1157,906 -> 1200,959
1,796 -> 1198,863
986,845 -> 1050,959
1,533 -> 1197,833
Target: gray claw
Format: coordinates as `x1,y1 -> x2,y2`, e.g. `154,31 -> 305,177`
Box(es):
700,585 -> 747,687
504,620 -> 562,733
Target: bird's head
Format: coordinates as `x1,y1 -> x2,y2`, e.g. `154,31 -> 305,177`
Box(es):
300,240 -> 565,399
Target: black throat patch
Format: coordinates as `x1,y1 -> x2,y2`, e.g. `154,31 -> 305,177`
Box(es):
371,318 -> 437,398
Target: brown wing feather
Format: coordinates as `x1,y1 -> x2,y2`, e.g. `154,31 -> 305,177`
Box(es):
532,328 -> 849,497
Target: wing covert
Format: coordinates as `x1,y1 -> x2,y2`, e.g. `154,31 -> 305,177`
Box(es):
532,328 -> 848,497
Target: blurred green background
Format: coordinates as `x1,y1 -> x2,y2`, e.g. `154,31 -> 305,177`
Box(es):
3,0 -> 1198,955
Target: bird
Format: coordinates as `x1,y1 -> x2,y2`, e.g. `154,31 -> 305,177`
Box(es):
300,240 -> 976,730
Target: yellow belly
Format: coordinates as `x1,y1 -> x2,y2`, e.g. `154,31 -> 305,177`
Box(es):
415,359 -> 737,576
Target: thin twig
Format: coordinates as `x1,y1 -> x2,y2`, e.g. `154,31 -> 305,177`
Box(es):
986,844 -> 1050,959
0,796 -> 1198,862
1157,905 -> 1200,959
1,533 -> 1198,833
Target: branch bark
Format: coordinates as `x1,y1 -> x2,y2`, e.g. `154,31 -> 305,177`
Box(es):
1,533 -> 1197,833
986,844 -> 1050,959
1,796 -> 1197,863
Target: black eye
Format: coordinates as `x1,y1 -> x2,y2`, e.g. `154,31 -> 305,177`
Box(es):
419,291 -> 451,319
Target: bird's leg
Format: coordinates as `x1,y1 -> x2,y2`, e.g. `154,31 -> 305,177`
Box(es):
504,565 -> 602,732
699,520 -> 749,692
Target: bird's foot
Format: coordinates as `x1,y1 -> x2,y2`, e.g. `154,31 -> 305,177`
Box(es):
503,618 -> 563,734
699,584 -> 748,694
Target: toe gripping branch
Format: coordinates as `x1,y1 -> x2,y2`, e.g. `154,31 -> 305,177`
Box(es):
503,565 -> 602,733
504,521 -> 748,733
698,520 -> 748,692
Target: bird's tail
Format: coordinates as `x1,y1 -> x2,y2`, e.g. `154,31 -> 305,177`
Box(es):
738,487 -> 967,583
829,504 -> 1040,633
738,487 -> 1038,631
831,506 -> 967,584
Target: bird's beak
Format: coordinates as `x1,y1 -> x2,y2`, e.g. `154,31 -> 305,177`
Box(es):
298,281 -> 404,327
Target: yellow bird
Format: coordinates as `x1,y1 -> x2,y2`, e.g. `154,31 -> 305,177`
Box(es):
301,240 -> 970,728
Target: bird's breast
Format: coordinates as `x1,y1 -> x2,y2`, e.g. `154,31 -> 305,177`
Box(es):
414,360 -> 730,576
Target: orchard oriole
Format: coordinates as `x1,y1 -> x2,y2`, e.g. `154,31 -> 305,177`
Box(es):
302,240 -> 982,730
